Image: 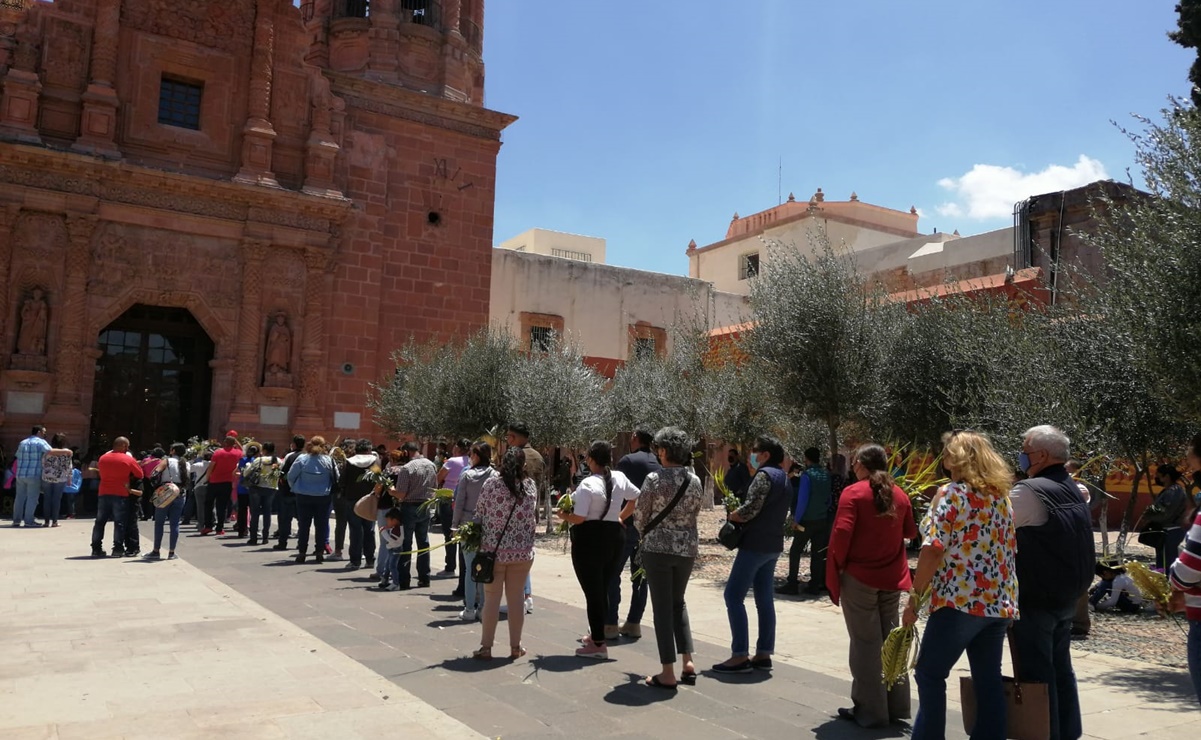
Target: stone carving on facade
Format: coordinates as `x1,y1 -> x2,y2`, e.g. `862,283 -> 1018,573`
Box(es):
120,0 -> 255,55
103,183 -> 248,221
41,18 -> 88,90
0,165 -> 102,197
11,25 -> 38,72
11,287 -> 48,370
263,313 -> 293,387
247,205 -> 330,232
89,228 -> 135,296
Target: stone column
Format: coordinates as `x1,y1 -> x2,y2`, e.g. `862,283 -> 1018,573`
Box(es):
295,247 -> 332,427
0,27 -> 43,143
232,240 -> 266,416
73,0 -> 121,158
54,214 -> 97,405
0,204 -> 20,354
234,0 -> 280,187
367,0 -> 399,80
444,0 -> 462,35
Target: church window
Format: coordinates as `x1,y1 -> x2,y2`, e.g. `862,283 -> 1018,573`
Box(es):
157,77 -> 203,131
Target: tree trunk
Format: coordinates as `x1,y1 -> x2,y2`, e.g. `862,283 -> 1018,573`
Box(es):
1098,465 -> 1111,556
827,419 -> 839,466
1116,454 -> 1146,557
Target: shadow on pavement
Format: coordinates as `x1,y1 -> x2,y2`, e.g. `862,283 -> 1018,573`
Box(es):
812,717 -> 908,739
525,654 -> 589,675
701,668 -> 771,685
602,673 -> 679,706
437,655 -> 509,673
261,560 -> 301,567
1091,661 -> 1196,703
63,555 -> 105,561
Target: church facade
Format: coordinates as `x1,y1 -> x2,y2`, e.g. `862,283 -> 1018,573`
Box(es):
0,0 -> 514,453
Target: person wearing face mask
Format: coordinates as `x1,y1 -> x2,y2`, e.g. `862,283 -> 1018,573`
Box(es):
724,447 -> 752,504
1144,464 -> 1188,571
1009,425 -> 1095,740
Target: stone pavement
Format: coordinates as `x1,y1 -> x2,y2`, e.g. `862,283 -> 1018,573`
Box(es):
2,519 -> 1198,739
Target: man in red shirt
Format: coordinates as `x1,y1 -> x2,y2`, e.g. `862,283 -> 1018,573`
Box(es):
206,433 -> 243,536
90,437 -> 145,558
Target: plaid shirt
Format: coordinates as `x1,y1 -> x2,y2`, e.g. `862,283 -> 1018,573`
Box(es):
15,435 -> 50,478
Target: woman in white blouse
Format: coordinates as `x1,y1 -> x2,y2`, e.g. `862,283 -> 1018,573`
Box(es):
557,440 -> 640,661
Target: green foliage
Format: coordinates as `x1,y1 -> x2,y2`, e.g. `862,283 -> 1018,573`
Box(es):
745,236 -> 901,458
1170,1 -> 1201,108
506,335 -> 607,448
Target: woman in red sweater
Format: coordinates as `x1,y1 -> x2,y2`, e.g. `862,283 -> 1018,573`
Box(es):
826,443 -> 917,729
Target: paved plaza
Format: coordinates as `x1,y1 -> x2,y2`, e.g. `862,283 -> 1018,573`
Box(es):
0,521 -> 1196,739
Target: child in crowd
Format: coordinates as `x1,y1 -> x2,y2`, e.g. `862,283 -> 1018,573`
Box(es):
1090,560 -> 1145,613
377,508 -> 404,592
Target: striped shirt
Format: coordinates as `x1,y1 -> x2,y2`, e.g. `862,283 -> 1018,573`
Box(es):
14,435 -> 50,479
1168,510 -> 1201,621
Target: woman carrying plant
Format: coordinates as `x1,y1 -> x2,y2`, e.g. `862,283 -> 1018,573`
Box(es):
473,447 -> 537,660
712,435 -> 791,674
905,431 -> 1018,739
558,440 -> 641,660
453,441 -> 497,621
826,443 -> 917,728
633,426 -> 703,690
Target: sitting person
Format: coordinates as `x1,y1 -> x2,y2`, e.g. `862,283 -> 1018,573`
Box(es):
1090,560 -> 1145,613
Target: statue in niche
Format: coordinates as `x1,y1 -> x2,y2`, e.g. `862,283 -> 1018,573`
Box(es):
263,313 -> 293,387
16,288 -> 47,356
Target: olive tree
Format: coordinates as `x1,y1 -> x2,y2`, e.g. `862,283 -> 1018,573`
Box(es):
745,237 -> 901,460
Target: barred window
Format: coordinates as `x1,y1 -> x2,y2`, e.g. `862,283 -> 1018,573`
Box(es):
633,337 -> 656,360
158,77 -> 203,130
738,252 -> 760,280
530,326 -> 554,353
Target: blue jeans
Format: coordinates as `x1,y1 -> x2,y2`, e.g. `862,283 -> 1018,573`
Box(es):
91,495 -> 128,552
153,495 -> 185,553
13,477 -> 41,525
398,502 -> 431,586
380,547 -> 401,585
912,607 -> 1009,740
1189,619 -> 1201,706
347,512 -> 375,567
276,494 -> 296,544
42,481 -> 66,523
607,524 -> 648,625
723,548 -> 780,657
462,550 -> 481,609
249,488 -> 275,541
295,494 -> 331,556
1010,603 -> 1080,740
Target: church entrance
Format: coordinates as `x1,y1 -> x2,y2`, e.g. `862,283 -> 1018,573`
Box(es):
89,305 -> 214,453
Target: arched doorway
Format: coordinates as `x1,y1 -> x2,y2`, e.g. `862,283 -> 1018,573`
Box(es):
89,304 -> 214,452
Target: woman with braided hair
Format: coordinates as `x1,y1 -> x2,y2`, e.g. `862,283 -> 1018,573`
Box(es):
557,440 -> 641,660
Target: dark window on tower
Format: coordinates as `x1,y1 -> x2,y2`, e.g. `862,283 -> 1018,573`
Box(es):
739,252 -> 760,280
157,77 -> 203,130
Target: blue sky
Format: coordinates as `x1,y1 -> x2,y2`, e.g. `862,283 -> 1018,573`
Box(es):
484,0 -> 1193,276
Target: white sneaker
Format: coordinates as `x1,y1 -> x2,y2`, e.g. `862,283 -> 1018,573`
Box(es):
459,608 -> 477,621
524,597 -> 534,614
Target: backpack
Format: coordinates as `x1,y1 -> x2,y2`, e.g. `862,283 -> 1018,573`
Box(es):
243,459 -> 263,488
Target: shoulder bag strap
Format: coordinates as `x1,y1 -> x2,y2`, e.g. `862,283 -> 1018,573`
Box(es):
641,474 -> 691,537
488,489 -> 522,555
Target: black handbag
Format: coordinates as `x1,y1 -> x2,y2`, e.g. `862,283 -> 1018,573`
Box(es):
717,519 -> 745,550
632,476 -> 691,572
1137,524 -> 1165,549
472,496 -> 518,584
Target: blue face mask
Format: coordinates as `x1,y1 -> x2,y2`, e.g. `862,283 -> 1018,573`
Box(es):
1017,452 -> 1031,474
749,453 -> 761,471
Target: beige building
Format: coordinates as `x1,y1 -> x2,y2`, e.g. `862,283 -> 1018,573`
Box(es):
688,188 -> 1014,298
497,227 -> 606,264
490,240 -> 745,375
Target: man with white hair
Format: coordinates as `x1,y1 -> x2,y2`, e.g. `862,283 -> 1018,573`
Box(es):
1009,425 -> 1095,740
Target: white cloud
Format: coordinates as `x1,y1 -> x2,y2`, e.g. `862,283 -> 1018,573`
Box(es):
936,155 -> 1108,220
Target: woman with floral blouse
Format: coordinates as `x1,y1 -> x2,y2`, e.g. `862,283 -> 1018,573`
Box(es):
473,447 -> 537,661
633,426 -> 704,690
904,430 -> 1019,740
